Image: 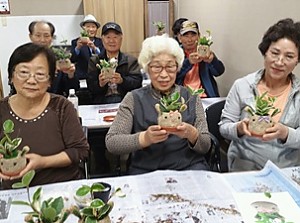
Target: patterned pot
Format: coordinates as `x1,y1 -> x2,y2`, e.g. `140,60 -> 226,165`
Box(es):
197,45 -> 210,57
157,111 -> 182,131
0,152 -> 27,176
56,59 -> 71,71
80,36 -> 90,44
248,115 -> 274,136
78,216 -> 111,223
101,67 -> 115,79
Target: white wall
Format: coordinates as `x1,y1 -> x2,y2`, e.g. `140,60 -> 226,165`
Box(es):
175,0 -> 300,96
0,15 -> 84,96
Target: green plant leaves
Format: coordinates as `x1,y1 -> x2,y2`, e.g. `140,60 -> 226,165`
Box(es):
3,119 -> 14,134
76,185 -> 91,196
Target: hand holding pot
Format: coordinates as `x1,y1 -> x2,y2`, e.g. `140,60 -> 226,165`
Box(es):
139,125 -> 169,148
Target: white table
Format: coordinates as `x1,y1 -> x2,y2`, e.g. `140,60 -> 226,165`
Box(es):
78,97 -> 226,129
78,103 -> 119,129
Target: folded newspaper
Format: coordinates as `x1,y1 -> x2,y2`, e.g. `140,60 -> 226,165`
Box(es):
0,160 -> 299,222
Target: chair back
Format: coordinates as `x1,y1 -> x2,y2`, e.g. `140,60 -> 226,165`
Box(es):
205,99 -> 226,141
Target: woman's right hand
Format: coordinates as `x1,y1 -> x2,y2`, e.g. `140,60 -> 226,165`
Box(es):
237,118 -> 252,137
139,125 -> 169,148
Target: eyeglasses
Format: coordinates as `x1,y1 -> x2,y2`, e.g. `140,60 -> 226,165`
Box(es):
267,50 -> 297,63
149,64 -> 178,73
15,70 -> 50,82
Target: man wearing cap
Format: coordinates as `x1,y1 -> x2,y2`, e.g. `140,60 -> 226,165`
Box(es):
87,22 -> 142,104
70,14 -> 104,80
86,22 -> 142,175
176,20 -> 225,98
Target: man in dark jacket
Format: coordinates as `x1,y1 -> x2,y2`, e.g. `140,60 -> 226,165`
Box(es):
87,22 -> 142,104
176,21 -> 225,97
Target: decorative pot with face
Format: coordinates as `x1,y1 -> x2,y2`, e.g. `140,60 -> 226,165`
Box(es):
248,114 -> 274,136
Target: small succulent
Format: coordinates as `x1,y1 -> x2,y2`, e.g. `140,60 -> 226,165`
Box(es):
246,91 -> 281,117
51,46 -> 72,60
152,21 -> 166,32
156,86 -> 205,113
72,198 -> 114,223
96,58 -> 118,70
198,30 -> 213,46
12,170 -> 73,223
73,182 -> 125,223
80,29 -> 89,37
0,119 -> 29,159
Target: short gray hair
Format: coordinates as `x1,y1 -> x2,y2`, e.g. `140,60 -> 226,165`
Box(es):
138,34 -> 184,73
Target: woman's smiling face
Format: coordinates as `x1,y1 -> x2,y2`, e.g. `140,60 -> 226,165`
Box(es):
148,53 -> 178,93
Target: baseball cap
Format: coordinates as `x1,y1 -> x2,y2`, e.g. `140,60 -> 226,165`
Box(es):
180,21 -> 199,35
80,14 -> 100,29
101,22 -> 123,35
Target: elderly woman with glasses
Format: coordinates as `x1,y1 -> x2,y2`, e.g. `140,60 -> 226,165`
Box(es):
106,35 -> 211,175
220,18 -> 300,171
0,42 -> 89,189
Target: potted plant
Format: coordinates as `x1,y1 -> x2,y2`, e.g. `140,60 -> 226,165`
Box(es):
51,42 -> 72,71
73,182 -> 125,223
96,58 -> 118,80
155,86 -> 204,131
197,30 -> 213,57
11,170 -> 74,223
152,21 -> 166,36
80,29 -> 90,45
246,91 -> 281,136
0,119 -> 30,176
74,182 -> 125,208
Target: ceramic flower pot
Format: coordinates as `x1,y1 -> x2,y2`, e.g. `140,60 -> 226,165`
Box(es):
78,216 -> 111,223
101,67 -> 115,79
248,115 -> 274,136
56,59 -> 71,71
157,111 -> 182,132
0,152 -> 27,176
80,36 -> 90,44
92,182 -> 112,203
197,45 -> 210,57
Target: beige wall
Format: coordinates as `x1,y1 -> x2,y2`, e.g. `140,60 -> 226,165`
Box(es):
7,0 -> 83,15
175,0 -> 300,96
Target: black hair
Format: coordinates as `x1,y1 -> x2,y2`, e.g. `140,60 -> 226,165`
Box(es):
258,18 -> 300,62
8,42 -> 56,95
172,18 -> 188,36
28,20 -> 56,37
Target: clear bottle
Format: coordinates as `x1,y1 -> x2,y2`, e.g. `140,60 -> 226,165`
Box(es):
68,89 -> 78,112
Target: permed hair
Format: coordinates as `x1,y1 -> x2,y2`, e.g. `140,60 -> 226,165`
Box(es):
258,18 -> 300,62
138,34 -> 184,74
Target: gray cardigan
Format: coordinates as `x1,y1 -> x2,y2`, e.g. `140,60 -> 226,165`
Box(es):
106,84 -> 211,172
220,69 -> 300,171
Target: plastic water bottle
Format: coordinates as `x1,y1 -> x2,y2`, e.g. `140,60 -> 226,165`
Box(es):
68,89 -> 78,112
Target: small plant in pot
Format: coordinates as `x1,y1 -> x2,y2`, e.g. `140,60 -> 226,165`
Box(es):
0,119 -> 30,176
74,182 -> 125,208
80,29 -> 90,45
96,58 -> 118,80
51,42 -> 72,71
152,21 -> 166,36
197,30 -> 213,57
246,91 -> 281,136
11,170 -> 74,223
155,86 -> 204,131
73,182 -> 125,223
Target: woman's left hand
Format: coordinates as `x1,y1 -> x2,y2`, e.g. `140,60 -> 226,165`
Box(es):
262,122 -> 289,142
111,72 -> 123,84
171,122 -> 198,144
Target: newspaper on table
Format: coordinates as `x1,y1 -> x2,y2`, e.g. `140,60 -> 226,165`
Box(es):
0,160 -> 299,223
